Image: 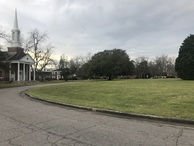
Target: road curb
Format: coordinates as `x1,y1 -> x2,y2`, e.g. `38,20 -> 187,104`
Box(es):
25,91 -> 194,126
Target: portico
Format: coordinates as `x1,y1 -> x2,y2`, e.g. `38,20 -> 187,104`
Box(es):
9,61 -> 35,82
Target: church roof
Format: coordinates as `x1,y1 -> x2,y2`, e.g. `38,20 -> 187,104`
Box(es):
7,52 -> 26,60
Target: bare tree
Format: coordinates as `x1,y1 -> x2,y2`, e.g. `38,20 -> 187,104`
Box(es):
22,37 -> 33,53
134,56 -> 149,78
59,54 -> 70,81
166,57 -> 176,77
148,60 -> 159,77
38,44 -> 54,71
24,29 -> 54,74
69,57 -> 81,75
0,27 -> 10,50
80,52 -> 93,64
155,55 -> 168,76
0,28 -> 7,39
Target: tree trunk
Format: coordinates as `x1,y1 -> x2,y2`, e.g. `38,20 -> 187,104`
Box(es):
65,76 -> 68,81
108,74 -> 112,80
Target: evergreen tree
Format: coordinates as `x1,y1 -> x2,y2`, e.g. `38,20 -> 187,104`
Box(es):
87,49 -> 134,80
175,34 -> 194,80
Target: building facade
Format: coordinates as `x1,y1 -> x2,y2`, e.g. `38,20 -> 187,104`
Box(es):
0,10 -> 35,82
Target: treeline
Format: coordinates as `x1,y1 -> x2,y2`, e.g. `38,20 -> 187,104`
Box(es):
1,26 -> 193,80
134,55 -> 176,79
59,49 -> 176,80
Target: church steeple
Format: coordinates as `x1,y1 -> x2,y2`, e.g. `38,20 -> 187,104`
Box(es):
13,9 -> 19,30
10,9 -> 21,48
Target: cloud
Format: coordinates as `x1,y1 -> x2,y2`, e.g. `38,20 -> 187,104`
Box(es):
1,0 -> 194,59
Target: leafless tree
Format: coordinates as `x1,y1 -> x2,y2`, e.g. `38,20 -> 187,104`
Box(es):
80,52 -> 93,64
134,56 -> 149,78
0,27 -> 10,50
22,37 -> 32,53
155,54 -> 168,76
24,29 -> 54,73
69,56 -> 83,75
58,54 -> 70,81
0,28 -> 7,39
166,57 -> 176,77
38,44 -> 54,71
148,60 -> 160,77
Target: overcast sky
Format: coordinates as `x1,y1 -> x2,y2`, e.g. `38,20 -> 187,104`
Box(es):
1,0 -> 194,60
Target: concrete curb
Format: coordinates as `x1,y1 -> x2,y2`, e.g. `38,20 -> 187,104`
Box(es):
25,91 -> 194,126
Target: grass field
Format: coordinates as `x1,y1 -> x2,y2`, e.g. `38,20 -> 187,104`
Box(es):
27,79 -> 194,120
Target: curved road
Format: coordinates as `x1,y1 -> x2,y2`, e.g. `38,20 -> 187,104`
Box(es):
0,84 -> 194,146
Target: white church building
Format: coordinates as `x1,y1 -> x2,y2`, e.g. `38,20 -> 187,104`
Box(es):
0,10 -> 35,81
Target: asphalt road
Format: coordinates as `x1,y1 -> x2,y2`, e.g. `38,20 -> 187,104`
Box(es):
0,84 -> 194,146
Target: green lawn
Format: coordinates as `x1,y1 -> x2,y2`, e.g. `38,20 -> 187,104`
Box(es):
27,79 -> 194,120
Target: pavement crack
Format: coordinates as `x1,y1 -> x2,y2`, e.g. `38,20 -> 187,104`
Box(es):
8,139 -> 19,146
0,112 -> 32,127
48,125 -> 99,146
34,118 -> 61,125
5,134 -> 24,146
50,137 -> 64,146
175,129 -> 183,146
51,137 -> 95,146
45,133 -> 57,146
66,124 -> 99,137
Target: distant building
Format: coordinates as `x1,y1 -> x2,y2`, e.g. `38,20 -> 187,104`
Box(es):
0,9 -> 35,81
34,69 -> 62,81
52,69 -> 62,80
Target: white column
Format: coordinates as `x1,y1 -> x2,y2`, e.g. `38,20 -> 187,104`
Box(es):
29,65 -> 31,81
23,63 -> 25,81
17,62 -> 20,81
33,68 -> 35,81
9,63 -> 11,81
